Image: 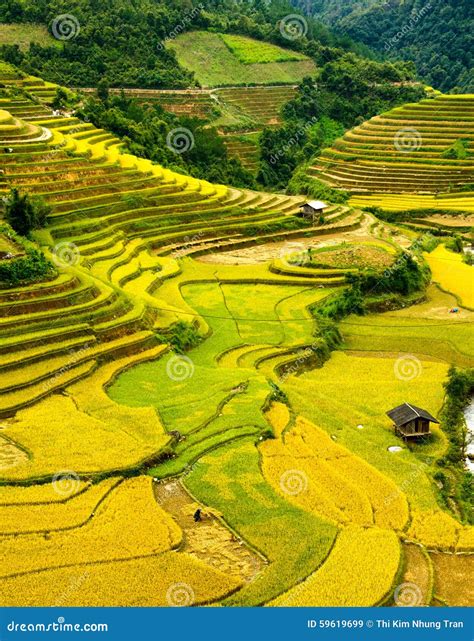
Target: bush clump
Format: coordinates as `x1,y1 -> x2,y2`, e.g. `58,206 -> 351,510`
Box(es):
4,188 -> 50,237
0,225 -> 55,287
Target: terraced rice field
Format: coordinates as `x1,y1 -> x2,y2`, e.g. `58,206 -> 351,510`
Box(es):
78,85 -> 296,171
0,63 -> 472,607
311,94 -> 474,227
217,86 -> 296,127
79,88 -> 217,120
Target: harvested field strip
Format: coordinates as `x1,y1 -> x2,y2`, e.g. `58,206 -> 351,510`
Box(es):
185,439 -> 337,606
430,552 -> 474,606
398,543 -> 433,606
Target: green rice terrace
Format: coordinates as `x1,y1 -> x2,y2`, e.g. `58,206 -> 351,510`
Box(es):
311,94 -> 474,233
0,62 -> 472,608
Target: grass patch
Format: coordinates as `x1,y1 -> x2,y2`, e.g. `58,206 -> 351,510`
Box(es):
0,23 -> 58,50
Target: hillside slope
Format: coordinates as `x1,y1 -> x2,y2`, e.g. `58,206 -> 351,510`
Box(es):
166,32 -> 317,88
310,93 -> 474,221
0,64 -> 473,609
291,0 -> 474,92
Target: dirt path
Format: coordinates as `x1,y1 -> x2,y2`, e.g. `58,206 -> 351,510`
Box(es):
197,214 -> 402,265
153,479 -> 266,582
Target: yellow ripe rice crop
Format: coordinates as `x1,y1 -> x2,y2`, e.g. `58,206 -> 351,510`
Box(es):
456,526 -> 474,551
0,477 -> 182,577
265,402 -> 291,437
260,416 -> 408,530
350,194 -> 474,213
284,353 -> 449,513
263,449 -> 373,526
270,526 -> 401,606
332,456 -> 408,531
0,480 -> 88,505
425,245 -> 474,309
0,479 -> 118,535
2,387 -> 169,480
408,510 -> 461,550
0,551 -> 242,607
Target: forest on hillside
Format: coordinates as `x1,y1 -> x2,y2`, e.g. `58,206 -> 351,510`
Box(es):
0,0 -> 367,88
291,0 -> 474,92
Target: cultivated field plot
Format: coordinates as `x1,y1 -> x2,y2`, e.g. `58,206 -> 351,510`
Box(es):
0,63 -> 472,607
167,31 -> 317,87
0,24 -> 58,50
220,34 -> 308,65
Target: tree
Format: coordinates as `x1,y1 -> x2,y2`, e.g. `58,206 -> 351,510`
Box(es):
4,189 -> 50,236
51,87 -> 68,111
96,79 -> 110,104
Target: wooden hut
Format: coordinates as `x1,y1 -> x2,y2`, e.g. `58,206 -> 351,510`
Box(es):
298,200 -> 328,223
387,402 -> 439,439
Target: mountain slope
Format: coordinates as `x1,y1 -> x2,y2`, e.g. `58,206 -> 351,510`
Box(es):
291,0 -> 474,92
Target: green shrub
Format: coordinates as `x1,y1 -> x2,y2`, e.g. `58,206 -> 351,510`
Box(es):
438,367 -> 474,523
315,286 -> 366,320
4,188 -> 51,237
0,225 -> 55,287
445,234 -> 464,253
442,139 -> 470,160
156,320 -> 201,354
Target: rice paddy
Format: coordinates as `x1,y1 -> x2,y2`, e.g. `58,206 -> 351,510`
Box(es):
0,61 -> 472,608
